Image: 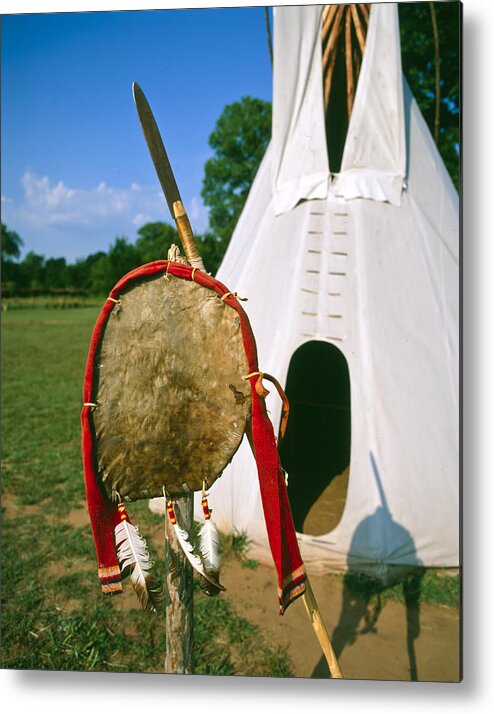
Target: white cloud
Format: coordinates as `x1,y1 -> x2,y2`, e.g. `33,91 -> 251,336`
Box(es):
2,170 -> 210,261
132,212 -> 152,226
17,170 -> 165,226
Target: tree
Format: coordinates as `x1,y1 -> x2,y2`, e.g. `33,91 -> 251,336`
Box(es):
44,257 -> 68,290
194,231 -> 226,276
201,96 -> 271,259
1,224 -> 24,290
1,223 -> 23,263
399,1 -> 460,189
88,254 -> 112,296
135,222 -> 179,263
20,251 -> 45,290
66,251 -> 106,291
89,237 -> 141,295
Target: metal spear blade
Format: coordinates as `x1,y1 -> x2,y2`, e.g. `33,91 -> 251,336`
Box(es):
132,81 -> 181,218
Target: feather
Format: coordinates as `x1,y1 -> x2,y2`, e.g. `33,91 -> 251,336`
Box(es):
114,507 -> 165,613
198,496 -> 226,596
166,500 -> 224,593
199,517 -> 220,572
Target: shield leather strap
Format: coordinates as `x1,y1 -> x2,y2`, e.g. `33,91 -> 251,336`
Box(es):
82,259 -> 306,613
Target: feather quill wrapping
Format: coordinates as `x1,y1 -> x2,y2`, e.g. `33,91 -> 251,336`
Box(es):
166,500 -> 224,592
114,513 -> 165,613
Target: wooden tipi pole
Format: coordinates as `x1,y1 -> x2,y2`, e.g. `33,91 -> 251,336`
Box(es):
345,7 -> 355,117
429,1 -> 441,145
322,4 -> 370,115
264,6 -> 273,67
323,5 -> 345,109
351,4 -> 367,54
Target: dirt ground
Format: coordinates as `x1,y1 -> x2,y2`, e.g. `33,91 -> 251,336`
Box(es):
221,559 -> 460,682
217,465 -> 460,683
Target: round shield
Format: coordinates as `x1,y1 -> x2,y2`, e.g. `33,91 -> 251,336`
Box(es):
91,270 -> 252,501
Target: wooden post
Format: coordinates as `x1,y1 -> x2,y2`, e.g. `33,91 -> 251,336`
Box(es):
166,194 -> 202,675
164,492 -> 194,674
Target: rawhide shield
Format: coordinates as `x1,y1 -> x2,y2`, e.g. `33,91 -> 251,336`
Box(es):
89,266 -> 251,501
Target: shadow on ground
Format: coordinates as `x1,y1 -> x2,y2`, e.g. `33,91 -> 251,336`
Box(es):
312,452 -> 425,681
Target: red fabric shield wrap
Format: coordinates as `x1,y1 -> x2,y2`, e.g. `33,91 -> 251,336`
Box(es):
82,260 -> 306,613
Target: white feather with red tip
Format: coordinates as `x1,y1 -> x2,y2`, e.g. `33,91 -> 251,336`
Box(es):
172,520 -> 208,576
167,506 -> 224,592
115,519 -> 164,613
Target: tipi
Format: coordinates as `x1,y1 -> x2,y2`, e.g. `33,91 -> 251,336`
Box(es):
192,2 -> 459,579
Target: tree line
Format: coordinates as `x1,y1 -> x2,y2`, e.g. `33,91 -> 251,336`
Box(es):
1,221 -> 229,297
1,3 -> 459,298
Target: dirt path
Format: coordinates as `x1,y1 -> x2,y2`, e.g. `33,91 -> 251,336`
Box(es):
221,559 -> 460,682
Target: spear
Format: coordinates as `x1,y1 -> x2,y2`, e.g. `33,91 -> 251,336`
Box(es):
132,82 -> 204,271
302,579 -> 342,678
133,81 -> 203,674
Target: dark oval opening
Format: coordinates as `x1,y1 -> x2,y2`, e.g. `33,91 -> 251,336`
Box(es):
279,340 -> 351,535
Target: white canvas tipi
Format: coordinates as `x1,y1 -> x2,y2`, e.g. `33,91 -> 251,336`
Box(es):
195,3 -> 459,578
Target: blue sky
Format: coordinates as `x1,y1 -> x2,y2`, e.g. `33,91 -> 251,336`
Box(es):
1,7 -> 273,262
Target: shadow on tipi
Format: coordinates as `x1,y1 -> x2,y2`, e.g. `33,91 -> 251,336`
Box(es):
311,452 -> 424,680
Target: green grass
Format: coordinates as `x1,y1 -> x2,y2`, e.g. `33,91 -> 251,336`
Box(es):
1,307 -> 100,514
2,295 -> 104,310
220,531 -> 260,570
0,306 -> 293,676
340,569 -> 460,610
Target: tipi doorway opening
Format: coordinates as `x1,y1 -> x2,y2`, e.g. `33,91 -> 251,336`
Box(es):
279,341 -> 351,536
